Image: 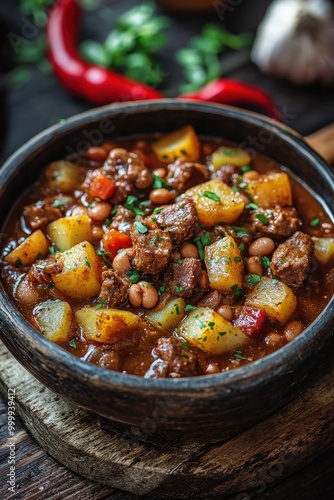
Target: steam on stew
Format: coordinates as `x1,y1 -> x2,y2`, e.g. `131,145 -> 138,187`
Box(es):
1,126 -> 334,377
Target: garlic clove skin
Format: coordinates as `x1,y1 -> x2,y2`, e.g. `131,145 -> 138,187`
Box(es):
251,0 -> 334,85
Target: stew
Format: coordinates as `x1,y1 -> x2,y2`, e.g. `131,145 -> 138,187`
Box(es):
1,126 -> 334,377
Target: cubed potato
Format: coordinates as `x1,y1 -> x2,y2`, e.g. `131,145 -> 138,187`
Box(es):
147,298 -> 186,330
4,230 -> 49,267
313,237 -> 334,265
245,171 -> 292,208
46,213 -> 93,252
180,307 -> 249,354
75,307 -> 145,344
245,277 -> 297,324
52,241 -> 102,299
34,299 -> 73,343
210,146 -> 251,170
45,161 -> 81,193
184,178 -> 245,227
205,236 -> 244,293
152,125 -> 200,163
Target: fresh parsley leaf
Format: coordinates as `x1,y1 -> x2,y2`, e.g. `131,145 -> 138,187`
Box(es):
126,268 -> 141,283
231,283 -> 246,297
255,214 -> 269,225
134,221 -> 148,234
310,218 -> 320,227
247,274 -> 261,287
202,191 -> 220,202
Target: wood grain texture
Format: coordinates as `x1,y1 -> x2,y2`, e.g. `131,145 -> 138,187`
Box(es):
0,342 -> 334,499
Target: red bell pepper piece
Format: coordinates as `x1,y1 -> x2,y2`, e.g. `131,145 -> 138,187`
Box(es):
234,306 -> 267,337
103,230 -> 132,260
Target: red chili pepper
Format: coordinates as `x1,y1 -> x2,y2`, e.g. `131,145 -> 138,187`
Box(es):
47,0 -> 162,103
181,80 -> 281,121
47,0 -> 280,120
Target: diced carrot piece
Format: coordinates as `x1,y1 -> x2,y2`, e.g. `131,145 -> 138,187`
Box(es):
89,172 -> 116,200
103,229 -> 132,259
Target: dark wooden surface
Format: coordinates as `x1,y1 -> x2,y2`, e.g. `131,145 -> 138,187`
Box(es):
0,0 -> 334,498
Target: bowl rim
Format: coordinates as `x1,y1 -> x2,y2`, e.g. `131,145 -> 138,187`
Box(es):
0,99 -> 333,392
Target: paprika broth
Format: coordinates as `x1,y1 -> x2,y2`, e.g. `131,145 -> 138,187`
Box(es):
1,126 -> 333,378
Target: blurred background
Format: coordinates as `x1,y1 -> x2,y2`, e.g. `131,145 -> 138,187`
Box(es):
1,0 -> 334,164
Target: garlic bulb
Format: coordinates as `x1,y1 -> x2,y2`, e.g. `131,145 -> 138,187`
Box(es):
251,0 -> 334,84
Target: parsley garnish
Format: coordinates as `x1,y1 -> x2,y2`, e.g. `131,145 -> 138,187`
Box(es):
152,173 -> 170,190
231,283 -> 246,297
241,165 -> 251,173
53,198 -> 68,208
104,218 -> 111,227
260,256 -> 271,267
37,253 -> 45,260
69,339 -> 77,348
96,297 -> 109,309
134,221 -> 148,234
222,148 -> 238,155
202,191 -> 221,202
153,207 -> 164,214
247,274 -> 261,287
255,214 -> 269,225
185,304 -> 196,312
126,268 -> 141,283
175,304 -> 180,315
85,258 -> 91,268
310,218 -> 320,227
175,284 -> 184,293
231,226 -> 249,238
14,257 -> 22,268
159,285 -> 166,293
234,256 -> 242,262
49,245 -> 58,255
245,202 -> 258,210
234,350 -> 246,360
96,249 -> 112,266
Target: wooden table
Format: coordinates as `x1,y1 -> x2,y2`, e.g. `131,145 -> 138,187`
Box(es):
0,0 -> 334,498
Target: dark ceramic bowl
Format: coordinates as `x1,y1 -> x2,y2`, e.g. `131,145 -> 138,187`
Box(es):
0,100 -> 333,434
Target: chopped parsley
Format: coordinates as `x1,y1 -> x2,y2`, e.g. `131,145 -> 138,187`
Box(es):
96,249 -> 112,266
152,173 -> 170,190
134,221 -> 148,234
185,304 -> 196,312
159,285 -> 166,293
14,257 -> 22,268
247,274 -> 261,287
175,304 -> 180,315
176,259 -> 183,264
310,218 -> 320,227
175,284 -> 184,293
52,198 -> 68,208
68,339 -> 77,348
96,297 -> 109,309
37,253 -> 45,260
222,148 -> 238,155
234,350 -> 247,360
104,218 -> 111,227
255,214 -> 269,225
260,256 -> 271,267
231,283 -> 246,297
181,340 -> 188,350
49,245 -> 58,255
238,243 -> 245,252
153,207 -> 164,214
241,165 -> 251,173
231,226 -> 249,238
126,268 -> 141,283
85,257 -> 91,268
202,191 -> 221,202
234,256 -> 242,262
245,202 -> 259,210
111,205 -> 118,215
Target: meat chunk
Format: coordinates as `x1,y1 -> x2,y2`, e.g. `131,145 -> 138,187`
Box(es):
212,164 -> 241,186
23,200 -> 62,230
130,223 -> 172,274
163,258 -> 202,298
166,159 -> 209,192
110,205 -> 135,235
154,198 -> 198,245
270,231 -> 314,287
99,269 -> 129,307
249,207 -> 302,241
145,337 -> 198,378
28,258 -> 63,284
102,148 -> 153,204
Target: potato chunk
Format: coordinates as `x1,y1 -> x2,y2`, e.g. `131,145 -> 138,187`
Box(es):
180,307 -> 249,354
210,146 -> 251,170
34,300 -> 73,343
46,213 -> 93,252
245,277 -> 297,324
147,298 -> 186,330
4,230 -> 49,267
52,241 -> 102,299
75,307 -> 144,344
185,178 -> 245,227
313,237 -> 334,265
152,125 -> 200,163
205,236 -> 244,293
245,172 -> 292,208
45,161 -> 81,193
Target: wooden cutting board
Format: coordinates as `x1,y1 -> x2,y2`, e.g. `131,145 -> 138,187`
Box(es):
0,341 -> 334,498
